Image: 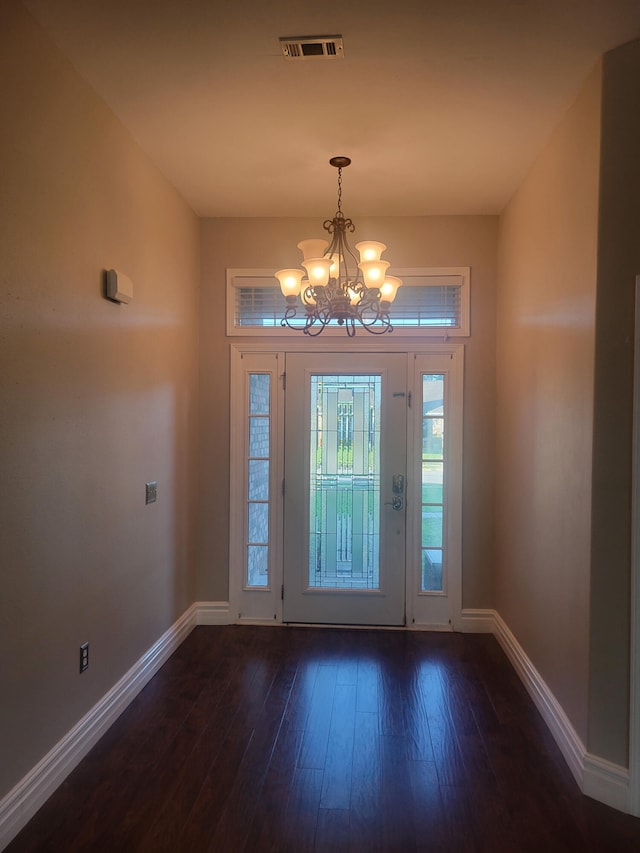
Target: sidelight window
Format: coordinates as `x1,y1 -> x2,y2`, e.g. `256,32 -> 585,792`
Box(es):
421,374 -> 445,591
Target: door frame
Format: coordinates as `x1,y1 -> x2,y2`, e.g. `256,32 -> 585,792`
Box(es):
629,274 -> 640,816
229,339 -> 464,630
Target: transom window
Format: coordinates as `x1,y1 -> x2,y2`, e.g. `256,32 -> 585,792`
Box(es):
227,267 -> 470,336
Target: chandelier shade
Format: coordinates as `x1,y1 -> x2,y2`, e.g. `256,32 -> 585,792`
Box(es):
275,157 -> 402,336
355,241 -> 387,261
274,268 -> 305,299
303,257 -> 333,288
358,259 -> 390,288
298,239 -> 329,260
379,275 -> 403,304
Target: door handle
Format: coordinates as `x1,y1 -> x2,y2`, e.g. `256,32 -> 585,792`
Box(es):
384,495 -> 403,511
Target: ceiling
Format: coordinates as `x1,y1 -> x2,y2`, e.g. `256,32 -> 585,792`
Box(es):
23,0 -> 640,218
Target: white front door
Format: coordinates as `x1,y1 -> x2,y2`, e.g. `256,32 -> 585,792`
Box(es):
282,352 -> 407,625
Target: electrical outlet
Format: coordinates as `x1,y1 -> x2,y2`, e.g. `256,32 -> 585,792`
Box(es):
79,642 -> 89,673
145,481 -> 157,504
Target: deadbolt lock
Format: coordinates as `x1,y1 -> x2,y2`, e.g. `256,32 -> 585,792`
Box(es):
392,474 -> 405,495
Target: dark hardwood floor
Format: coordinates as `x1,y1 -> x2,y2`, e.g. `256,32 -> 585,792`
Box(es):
7,626 -> 640,852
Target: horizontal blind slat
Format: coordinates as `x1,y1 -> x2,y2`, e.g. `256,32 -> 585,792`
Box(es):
236,287 -> 288,327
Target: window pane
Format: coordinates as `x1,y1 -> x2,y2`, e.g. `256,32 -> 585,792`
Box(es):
246,372 -> 271,588
422,418 -> 444,459
392,285 -> 460,327
249,416 -> 270,457
308,374 -> 381,589
421,374 -> 445,592
248,502 -> 269,544
233,278 -> 464,331
248,459 -> 269,500
422,506 -> 443,547
422,549 -> 443,591
249,373 -> 270,413
422,461 -> 443,503
247,545 -> 268,587
422,375 -> 444,408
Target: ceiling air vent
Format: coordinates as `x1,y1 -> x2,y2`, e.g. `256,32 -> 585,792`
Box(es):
279,35 -> 344,61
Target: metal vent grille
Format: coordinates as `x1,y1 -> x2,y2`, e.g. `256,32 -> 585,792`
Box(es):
280,36 -> 344,61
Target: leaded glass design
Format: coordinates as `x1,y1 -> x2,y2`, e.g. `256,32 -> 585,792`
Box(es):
308,375 -> 381,589
247,373 -> 270,587
422,375 -> 445,591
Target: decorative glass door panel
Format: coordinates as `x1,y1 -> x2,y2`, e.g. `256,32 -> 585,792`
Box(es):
309,375 -> 381,590
283,353 -> 407,625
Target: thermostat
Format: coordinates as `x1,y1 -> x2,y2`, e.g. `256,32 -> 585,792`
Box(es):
106,269 -> 133,304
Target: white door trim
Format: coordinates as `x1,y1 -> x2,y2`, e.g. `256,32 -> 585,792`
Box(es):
228,349 -> 285,625
630,274 -> 640,816
229,340 -> 464,629
406,348 -> 464,631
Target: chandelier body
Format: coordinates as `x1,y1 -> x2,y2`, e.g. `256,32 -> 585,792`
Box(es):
276,158 -> 402,336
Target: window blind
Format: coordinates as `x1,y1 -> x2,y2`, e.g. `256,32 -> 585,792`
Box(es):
227,269 -> 469,335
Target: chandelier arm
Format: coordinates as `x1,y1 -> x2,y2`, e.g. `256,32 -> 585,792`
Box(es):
281,306 -> 312,332
355,291 -> 382,315
354,294 -> 396,334
358,317 -> 394,334
282,300 -> 394,335
304,314 -> 330,336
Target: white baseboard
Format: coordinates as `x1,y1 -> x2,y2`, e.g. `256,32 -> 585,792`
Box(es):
0,604 -> 198,852
458,608 -> 496,633
1,601 -> 632,850
492,611 -> 585,785
194,602 -> 631,813
195,601 -> 231,625
583,753 -> 630,814
492,610 -> 630,813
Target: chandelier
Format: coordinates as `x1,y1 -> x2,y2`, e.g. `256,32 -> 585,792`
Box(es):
275,157 -> 402,336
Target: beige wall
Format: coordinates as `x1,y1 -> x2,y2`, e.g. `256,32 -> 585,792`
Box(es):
589,38 -> 640,766
197,215 -> 498,608
0,2 -> 200,798
496,66 -> 602,744
5,0 -> 637,812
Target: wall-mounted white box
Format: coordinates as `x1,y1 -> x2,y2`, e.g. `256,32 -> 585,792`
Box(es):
106,269 -> 133,304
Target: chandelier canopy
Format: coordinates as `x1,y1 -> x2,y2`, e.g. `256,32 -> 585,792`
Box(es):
275,157 -> 402,336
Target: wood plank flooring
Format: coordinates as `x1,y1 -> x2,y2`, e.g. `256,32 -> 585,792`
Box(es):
7,626 -> 640,852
